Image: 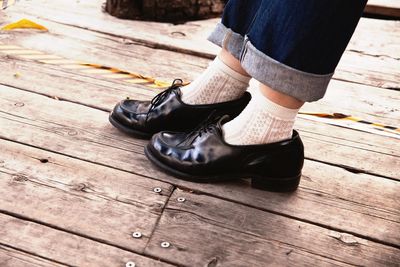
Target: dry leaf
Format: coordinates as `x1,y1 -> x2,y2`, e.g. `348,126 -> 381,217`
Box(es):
154,80 -> 174,88
1,19 -> 48,31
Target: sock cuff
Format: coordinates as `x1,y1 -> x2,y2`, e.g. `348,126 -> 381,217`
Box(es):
214,56 -> 251,84
253,88 -> 300,121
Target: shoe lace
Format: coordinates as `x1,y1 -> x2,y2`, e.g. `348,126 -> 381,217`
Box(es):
177,111 -> 225,147
145,79 -> 184,122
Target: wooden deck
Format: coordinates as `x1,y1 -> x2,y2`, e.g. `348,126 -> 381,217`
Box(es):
0,1 -> 399,266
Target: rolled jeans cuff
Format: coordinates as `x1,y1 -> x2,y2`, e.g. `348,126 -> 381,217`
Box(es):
208,23 -> 334,102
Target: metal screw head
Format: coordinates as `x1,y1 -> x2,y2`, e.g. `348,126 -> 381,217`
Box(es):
126,261 -> 136,267
177,197 -> 186,203
153,187 -> 162,193
161,241 -> 170,248
132,232 -> 142,238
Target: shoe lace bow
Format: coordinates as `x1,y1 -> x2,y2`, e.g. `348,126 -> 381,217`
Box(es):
146,79 -> 183,122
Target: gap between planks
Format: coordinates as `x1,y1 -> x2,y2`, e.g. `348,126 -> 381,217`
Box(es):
0,91 -> 398,250
0,243 -> 68,267
0,68 -> 398,180
0,213 -> 175,267
0,139 -> 391,266
2,0 -> 400,91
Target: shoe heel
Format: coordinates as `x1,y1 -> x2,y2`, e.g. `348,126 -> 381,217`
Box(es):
251,174 -> 301,192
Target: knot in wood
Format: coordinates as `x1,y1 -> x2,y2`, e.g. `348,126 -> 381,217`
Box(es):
73,183 -> 90,192
207,257 -> 219,267
68,129 -> 78,136
328,231 -> 359,246
13,174 -> 29,182
170,31 -> 186,38
14,102 -> 25,107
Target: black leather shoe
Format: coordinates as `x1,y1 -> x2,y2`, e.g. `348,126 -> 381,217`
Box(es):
109,79 -> 251,138
145,116 -> 304,192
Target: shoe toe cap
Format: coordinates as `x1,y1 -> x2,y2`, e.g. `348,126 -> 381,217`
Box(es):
111,99 -> 149,126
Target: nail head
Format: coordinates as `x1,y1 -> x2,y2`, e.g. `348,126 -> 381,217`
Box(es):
161,241 -> 170,248
153,187 -> 162,193
132,232 -> 142,238
126,261 -> 136,267
177,197 -> 186,203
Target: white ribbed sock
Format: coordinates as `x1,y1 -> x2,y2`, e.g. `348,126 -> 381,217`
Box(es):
223,88 -> 299,145
180,56 -> 250,105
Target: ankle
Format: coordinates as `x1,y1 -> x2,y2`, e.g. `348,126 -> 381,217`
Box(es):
223,87 -> 299,145
260,83 -> 304,109
180,56 -> 250,105
219,49 -> 250,77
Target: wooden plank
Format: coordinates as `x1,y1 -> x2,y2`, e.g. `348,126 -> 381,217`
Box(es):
144,190 -> 400,267
0,214 -> 174,267
0,86 -> 399,247
0,126 -> 174,254
0,17 -> 209,84
336,50 -> 399,90
1,55 -> 399,177
1,81 -> 399,179
0,34 -> 399,126
0,245 -> 66,267
3,0 -> 400,89
365,0 -> 400,17
348,18 -> 400,59
0,13 -> 398,122
3,0 -> 217,58
7,0 -> 399,58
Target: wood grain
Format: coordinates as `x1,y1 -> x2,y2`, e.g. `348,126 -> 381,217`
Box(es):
0,86 -> 399,247
145,190 -> 400,267
1,51 -> 399,126
0,125 -> 174,253
0,15 -> 398,123
1,57 -> 399,178
0,0 -> 399,265
0,214 -> 174,267
0,245 -> 66,267
3,3 -> 400,90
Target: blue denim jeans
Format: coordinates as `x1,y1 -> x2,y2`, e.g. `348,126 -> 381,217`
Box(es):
208,0 -> 367,102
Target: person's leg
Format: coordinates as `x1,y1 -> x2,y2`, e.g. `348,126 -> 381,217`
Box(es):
179,1 -> 263,105
221,0 -> 367,145
144,0 -> 368,191
179,51 -> 250,105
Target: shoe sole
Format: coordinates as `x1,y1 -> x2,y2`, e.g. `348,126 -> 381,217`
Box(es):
144,145 -> 301,192
109,113 -> 152,139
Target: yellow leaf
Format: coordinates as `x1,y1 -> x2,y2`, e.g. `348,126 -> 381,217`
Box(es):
1,19 -> 48,31
154,80 -> 174,88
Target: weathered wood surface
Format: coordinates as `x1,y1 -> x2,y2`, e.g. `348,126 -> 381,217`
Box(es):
0,214 -> 174,267
365,0 -> 400,17
0,30 -> 399,126
1,42 -> 399,178
1,86 -> 399,248
1,0 -> 399,265
3,3 -> 400,90
3,0 -> 400,89
145,190 -> 400,267
0,15 -> 210,84
0,245 -> 66,267
1,10 -> 399,128
0,127 -> 174,253
4,0 -> 218,57
7,0 -> 400,57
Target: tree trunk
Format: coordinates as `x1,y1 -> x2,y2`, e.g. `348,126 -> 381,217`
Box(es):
105,0 -> 227,22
